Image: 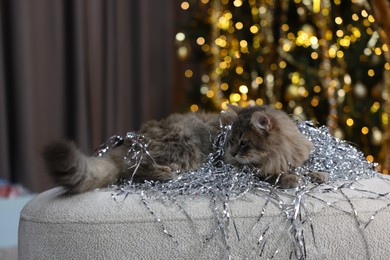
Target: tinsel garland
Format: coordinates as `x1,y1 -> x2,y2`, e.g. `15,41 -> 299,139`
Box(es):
295,121 -> 377,180
96,121 -> 379,259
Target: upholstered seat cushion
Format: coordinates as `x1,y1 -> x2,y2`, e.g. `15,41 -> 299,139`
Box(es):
19,174 -> 390,259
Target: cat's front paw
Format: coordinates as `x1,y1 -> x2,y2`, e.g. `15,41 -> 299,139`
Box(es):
307,171 -> 328,184
153,165 -> 178,181
277,174 -> 300,189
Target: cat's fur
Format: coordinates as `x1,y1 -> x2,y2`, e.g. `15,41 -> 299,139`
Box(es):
43,105 -> 327,193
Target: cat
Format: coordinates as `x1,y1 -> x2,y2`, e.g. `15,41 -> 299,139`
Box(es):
43,105 -> 327,194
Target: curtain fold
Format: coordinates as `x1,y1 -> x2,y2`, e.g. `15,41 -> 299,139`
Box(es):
0,0 -> 175,192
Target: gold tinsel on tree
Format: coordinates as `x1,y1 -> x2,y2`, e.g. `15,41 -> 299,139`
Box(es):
371,0 -> 390,172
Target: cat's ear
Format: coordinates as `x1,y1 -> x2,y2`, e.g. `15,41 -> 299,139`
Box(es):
251,112 -> 271,132
226,104 -> 242,115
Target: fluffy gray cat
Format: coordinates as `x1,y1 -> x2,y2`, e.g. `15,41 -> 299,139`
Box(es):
43,105 -> 327,193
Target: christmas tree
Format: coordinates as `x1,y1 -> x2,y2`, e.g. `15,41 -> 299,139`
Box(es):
176,0 -> 390,172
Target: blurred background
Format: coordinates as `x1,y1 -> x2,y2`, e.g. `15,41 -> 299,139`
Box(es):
1,0 -> 390,193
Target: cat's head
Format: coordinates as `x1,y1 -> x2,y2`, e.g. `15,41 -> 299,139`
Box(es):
223,105 -> 313,175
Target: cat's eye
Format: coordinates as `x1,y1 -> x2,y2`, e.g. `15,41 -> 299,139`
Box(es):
240,140 -> 249,149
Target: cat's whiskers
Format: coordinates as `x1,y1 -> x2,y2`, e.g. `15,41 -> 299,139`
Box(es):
241,157 -> 255,168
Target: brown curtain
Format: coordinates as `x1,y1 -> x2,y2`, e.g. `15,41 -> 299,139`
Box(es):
0,0 -> 176,192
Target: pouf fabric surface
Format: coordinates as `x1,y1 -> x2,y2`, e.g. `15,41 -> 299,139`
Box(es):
19,174 -> 390,259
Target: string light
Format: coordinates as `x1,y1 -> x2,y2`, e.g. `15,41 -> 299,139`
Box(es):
184,69 -> 193,78
180,1 -> 189,10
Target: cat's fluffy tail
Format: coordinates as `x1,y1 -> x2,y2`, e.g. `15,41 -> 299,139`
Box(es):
42,140 -> 120,193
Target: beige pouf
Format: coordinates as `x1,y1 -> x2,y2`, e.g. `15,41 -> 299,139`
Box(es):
18,174 -> 390,260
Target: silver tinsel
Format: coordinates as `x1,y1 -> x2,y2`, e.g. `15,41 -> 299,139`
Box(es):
96,120 -> 380,259
295,121 -> 378,180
